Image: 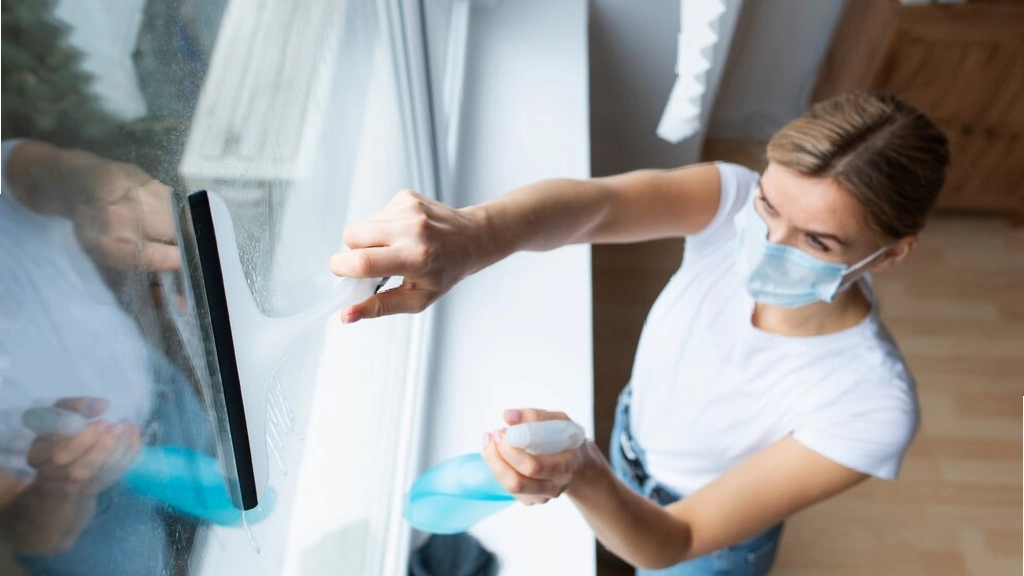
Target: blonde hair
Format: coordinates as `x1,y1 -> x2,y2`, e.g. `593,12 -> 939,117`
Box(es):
767,91 -> 950,240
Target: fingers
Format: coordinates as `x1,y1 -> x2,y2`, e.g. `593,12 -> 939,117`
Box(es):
330,245 -> 431,280
480,411 -> 583,504
48,421 -> 107,467
342,218 -> 408,250
494,429 -> 574,482
91,421 -> 142,491
88,235 -> 180,272
482,435 -> 560,504
73,181 -> 180,271
53,397 -> 109,418
342,189 -> 432,248
334,188 -> 444,278
116,424 -> 143,468
329,189 -> 480,324
69,424 -> 122,486
96,161 -> 152,203
27,420 -> 105,477
387,188 -> 427,207
134,181 -> 176,244
29,420 -> 141,492
340,284 -> 433,323
138,242 -> 181,271
503,408 -> 570,426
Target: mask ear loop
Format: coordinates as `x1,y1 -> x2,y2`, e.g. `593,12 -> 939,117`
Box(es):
837,244 -> 893,292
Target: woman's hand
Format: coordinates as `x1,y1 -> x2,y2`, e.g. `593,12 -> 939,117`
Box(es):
2,397 -> 143,554
329,189 -> 494,323
327,168 -> 722,323
26,398 -> 142,496
481,409 -> 597,506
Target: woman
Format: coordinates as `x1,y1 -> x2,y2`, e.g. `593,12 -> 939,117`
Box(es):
329,91 -> 949,575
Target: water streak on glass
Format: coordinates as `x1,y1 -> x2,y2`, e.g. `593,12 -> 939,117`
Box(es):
265,376 -> 294,476
241,511 -> 261,555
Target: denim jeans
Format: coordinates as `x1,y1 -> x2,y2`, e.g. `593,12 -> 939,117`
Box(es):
609,384 -> 783,576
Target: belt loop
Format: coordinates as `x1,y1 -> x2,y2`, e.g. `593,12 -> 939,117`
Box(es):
619,430 -> 638,461
617,386 -> 682,506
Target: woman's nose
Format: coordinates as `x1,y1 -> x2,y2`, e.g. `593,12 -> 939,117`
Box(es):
766,223 -> 796,247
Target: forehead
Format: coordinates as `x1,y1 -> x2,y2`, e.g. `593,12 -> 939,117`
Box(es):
759,163 -> 868,238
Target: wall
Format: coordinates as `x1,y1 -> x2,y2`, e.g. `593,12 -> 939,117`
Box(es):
427,1 -> 597,574
588,0 -> 847,173
588,0 -> 681,174
709,0 -> 846,139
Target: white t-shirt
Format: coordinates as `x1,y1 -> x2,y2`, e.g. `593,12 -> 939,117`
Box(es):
629,162 -> 919,496
0,140 -> 153,481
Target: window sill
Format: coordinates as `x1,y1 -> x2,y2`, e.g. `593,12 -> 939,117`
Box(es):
403,0 -> 594,574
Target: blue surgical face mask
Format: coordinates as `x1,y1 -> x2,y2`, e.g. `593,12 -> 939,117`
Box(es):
733,185 -> 891,308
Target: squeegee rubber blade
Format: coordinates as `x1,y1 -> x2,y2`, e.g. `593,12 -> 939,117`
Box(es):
188,190 -> 258,510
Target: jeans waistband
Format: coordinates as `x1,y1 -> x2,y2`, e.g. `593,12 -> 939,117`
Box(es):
617,386 -> 681,506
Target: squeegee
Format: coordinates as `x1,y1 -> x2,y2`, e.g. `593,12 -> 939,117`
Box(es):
180,190 -> 386,510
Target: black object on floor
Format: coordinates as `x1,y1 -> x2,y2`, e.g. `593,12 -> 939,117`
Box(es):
409,533 -> 500,576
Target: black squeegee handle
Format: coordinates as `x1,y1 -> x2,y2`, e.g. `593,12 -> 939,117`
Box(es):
188,190 -> 258,510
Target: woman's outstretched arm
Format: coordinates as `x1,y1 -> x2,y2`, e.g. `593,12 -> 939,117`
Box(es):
330,163 -> 721,321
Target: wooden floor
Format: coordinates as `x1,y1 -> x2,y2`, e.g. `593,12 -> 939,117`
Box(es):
591,147 -> 1024,575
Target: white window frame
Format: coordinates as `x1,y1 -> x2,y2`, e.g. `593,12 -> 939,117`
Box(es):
376,0 -> 441,572
176,0 -> 445,573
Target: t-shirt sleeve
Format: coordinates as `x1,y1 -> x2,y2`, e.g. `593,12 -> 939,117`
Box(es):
685,162 -> 760,254
792,382 -> 920,480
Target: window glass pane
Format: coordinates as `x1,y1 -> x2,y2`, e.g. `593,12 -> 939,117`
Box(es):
1,0 -> 421,574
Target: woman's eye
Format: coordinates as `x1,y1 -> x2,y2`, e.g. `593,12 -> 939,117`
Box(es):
807,235 -> 830,253
757,196 -> 777,215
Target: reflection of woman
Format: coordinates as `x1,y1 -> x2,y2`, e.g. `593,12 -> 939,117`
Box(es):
0,139 -> 205,575
331,92 -> 949,575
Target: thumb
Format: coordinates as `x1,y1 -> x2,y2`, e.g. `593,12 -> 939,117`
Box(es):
341,286 -> 431,323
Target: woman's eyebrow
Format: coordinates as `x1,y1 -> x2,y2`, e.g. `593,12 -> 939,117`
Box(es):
759,181 -> 850,248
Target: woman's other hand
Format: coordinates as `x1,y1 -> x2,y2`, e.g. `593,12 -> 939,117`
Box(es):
481,409 -> 597,506
26,398 -> 142,496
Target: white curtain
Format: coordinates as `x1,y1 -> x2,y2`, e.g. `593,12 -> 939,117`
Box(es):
656,0 -> 728,144
53,0 -> 149,120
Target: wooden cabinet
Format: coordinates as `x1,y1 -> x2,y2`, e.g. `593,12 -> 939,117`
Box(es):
813,0 -> 1024,215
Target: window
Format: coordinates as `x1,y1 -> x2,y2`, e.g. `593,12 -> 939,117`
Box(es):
0,0 -> 441,574
423,0 -> 472,197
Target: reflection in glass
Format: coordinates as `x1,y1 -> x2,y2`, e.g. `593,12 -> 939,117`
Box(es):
2,0 -> 431,574
0,137 -> 213,574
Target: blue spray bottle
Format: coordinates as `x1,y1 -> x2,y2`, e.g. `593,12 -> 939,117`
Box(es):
404,419 -> 586,534
21,406 -> 273,525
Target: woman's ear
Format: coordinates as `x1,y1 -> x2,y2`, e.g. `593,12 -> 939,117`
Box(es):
869,235 -> 916,274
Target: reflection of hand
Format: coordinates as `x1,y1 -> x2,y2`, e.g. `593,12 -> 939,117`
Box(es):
71,158 -> 180,272
26,398 -> 142,496
329,189 -> 489,323
5,140 -> 180,272
481,409 -> 595,506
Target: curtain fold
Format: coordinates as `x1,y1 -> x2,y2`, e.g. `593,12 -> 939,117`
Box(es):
656,0 -> 727,144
